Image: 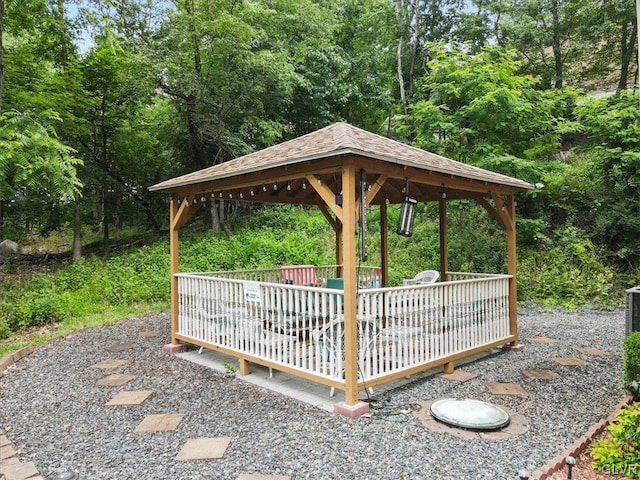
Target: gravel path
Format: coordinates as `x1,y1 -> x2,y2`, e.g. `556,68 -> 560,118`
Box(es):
0,307 -> 626,480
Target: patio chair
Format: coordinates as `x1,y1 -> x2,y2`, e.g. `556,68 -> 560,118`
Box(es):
402,270 -> 440,286
311,317 -> 379,396
280,265 -> 322,287
236,317 -> 297,378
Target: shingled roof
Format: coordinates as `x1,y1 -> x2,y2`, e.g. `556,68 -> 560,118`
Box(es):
149,122 -> 533,193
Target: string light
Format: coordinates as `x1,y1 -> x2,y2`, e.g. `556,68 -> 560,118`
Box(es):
250,188 -> 255,196
287,181 -> 292,191
273,183 -> 278,190
262,184 -> 267,192
302,181 -> 307,190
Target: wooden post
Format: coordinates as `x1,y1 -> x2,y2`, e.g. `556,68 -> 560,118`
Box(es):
169,197 -> 180,344
506,194 -> 518,343
336,221 -> 343,278
439,199 -> 448,281
342,164 -> 359,405
380,201 -> 389,287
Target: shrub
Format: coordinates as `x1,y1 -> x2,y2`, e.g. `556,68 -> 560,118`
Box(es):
592,402 -> 640,478
624,332 -> 640,399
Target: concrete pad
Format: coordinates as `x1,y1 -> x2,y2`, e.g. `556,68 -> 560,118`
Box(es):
333,401 -> 370,418
437,370 -> 479,382
0,461 -> 40,480
140,330 -> 163,338
0,434 -> 10,447
105,342 -> 136,352
105,390 -> 154,406
486,382 -> 527,396
552,357 -> 589,366
90,359 -> 128,369
528,336 -> 559,344
175,437 -> 231,460
576,347 -> 609,356
135,413 -> 184,432
237,475 -> 292,480
96,374 -> 137,387
522,369 -> 560,380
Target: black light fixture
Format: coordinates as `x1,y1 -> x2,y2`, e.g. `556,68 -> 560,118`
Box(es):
396,178 -> 417,237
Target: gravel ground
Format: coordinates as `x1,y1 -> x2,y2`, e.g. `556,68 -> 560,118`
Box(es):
0,307 -> 626,480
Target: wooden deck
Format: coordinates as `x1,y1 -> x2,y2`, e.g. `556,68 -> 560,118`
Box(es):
174,266 -> 513,396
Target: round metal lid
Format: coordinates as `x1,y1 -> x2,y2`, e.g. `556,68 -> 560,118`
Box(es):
429,398 -> 510,431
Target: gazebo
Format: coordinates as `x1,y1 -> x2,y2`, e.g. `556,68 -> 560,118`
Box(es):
150,122 -> 533,416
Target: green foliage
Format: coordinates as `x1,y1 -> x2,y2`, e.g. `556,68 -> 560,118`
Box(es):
518,227 -> 614,309
624,333 -> 640,399
592,402 -> 640,478
395,44 -> 567,162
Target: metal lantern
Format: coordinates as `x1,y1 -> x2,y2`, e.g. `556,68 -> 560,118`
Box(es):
396,179 -> 417,237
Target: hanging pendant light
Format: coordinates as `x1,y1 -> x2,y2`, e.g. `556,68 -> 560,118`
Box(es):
397,178 -> 417,237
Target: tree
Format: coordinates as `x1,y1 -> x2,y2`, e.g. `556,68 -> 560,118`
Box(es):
394,44 -> 569,162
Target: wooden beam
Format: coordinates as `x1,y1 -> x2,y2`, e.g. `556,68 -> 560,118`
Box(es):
490,192 -> 514,231
306,174 -> 344,222
380,200 -> 389,288
365,174 -> 387,207
439,199 -> 448,281
505,194 -> 518,343
169,197 -> 180,344
475,196 -> 505,228
318,204 -> 338,231
171,197 -> 202,231
341,164 -> 359,406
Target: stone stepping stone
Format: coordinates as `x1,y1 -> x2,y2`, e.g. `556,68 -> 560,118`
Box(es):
140,330 -> 163,339
0,460 -> 40,480
105,390 -> 154,406
576,347 -> 609,356
237,475 -> 292,480
175,437 -> 231,460
135,413 -> 184,432
522,369 -> 560,380
96,374 -> 137,387
528,336 -> 559,344
552,357 -> 589,366
90,359 -> 128,369
437,370 -> 478,382
0,443 -> 17,460
105,342 -> 136,353
486,382 -> 527,396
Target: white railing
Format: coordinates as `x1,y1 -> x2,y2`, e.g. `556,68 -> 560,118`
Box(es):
175,268 -> 511,392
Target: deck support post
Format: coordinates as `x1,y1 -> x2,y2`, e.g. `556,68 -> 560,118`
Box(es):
238,358 -> 250,376
439,199 -> 448,281
342,163 -> 360,407
168,195 -> 201,346
443,361 -> 454,374
506,194 -> 518,344
169,197 -> 180,345
380,201 -> 389,287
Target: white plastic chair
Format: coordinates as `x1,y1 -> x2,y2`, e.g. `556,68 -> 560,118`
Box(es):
402,270 -> 440,286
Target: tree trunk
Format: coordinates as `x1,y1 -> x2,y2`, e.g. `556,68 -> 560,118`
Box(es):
0,0 -> 4,113
397,39 -> 407,114
72,198 -> 82,260
219,200 -> 231,237
617,15 -> 637,92
551,0 -> 563,88
210,199 -> 221,232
